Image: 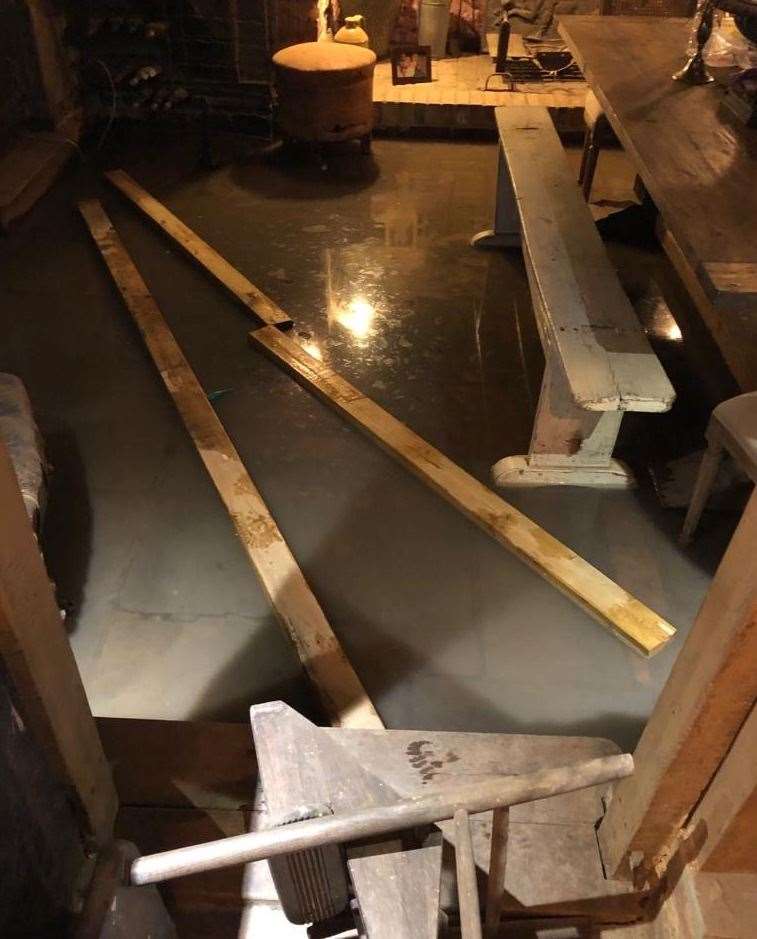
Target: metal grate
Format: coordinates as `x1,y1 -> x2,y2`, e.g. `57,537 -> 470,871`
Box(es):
503,53 -> 584,83
65,0 -> 275,135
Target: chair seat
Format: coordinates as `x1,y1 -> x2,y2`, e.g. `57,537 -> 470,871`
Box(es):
712,391 -> 757,476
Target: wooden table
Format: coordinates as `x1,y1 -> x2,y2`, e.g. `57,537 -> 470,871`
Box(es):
559,15 -> 757,391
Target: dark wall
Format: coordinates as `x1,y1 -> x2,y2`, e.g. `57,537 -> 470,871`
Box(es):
0,662 -> 85,938
0,0 -> 48,141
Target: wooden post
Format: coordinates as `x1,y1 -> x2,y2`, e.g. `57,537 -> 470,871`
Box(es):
0,439 -> 117,846
454,809 -> 483,939
484,807 -> 509,938
598,489 -> 757,880
688,699 -> 757,873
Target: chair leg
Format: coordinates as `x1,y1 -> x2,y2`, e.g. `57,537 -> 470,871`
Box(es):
680,439 -> 724,545
580,127 -> 600,202
578,129 -> 592,186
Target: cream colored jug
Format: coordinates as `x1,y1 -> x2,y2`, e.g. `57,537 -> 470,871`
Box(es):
335,14 -> 369,48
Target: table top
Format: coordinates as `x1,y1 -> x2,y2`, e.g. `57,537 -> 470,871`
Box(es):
559,16 -> 757,315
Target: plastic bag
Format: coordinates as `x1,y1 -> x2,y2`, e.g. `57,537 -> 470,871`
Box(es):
705,16 -> 757,69
0,374 -> 46,524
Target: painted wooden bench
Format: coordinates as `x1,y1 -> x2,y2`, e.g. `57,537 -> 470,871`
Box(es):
472,106 -> 675,487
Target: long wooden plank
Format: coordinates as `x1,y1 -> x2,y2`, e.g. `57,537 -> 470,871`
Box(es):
598,489 -> 757,880
79,198 -> 381,731
104,169 -> 293,329
249,325 -> 676,657
495,106 -> 674,414
0,437 -> 118,846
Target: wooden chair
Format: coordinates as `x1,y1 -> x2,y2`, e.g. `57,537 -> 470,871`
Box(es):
577,0 -> 698,201
681,392 -> 757,543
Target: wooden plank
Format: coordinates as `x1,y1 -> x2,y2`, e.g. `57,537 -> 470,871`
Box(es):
250,325 -> 676,657
104,169 -> 293,329
97,717 -> 256,811
0,438 -> 118,846
78,198 -> 382,731
598,489 -> 757,880
495,106 -> 674,414
454,810 -> 484,939
26,0 -> 78,128
484,807 -> 509,938
689,700 -> 757,874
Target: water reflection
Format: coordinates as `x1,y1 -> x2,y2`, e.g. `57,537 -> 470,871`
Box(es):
325,248 -> 381,344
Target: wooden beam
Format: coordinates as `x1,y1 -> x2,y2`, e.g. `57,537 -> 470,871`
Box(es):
104,169 -> 293,329
249,325 -> 676,658
0,438 -> 117,845
689,700 -> 757,874
25,0 -> 78,129
79,198 -> 382,731
598,489 -> 757,880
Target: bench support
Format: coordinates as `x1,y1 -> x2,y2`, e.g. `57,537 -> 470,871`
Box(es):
494,270 -> 635,489
492,356 -> 635,488
470,149 -> 521,249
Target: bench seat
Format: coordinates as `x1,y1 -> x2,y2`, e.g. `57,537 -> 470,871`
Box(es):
473,106 -> 675,487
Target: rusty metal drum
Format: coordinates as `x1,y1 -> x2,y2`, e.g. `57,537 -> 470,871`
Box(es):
272,42 -> 377,143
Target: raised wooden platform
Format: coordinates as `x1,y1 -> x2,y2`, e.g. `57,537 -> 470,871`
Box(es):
373,53 -> 587,132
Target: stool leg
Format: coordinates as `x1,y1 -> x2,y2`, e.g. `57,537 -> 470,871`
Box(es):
680,438 -> 724,545
360,133 -> 372,155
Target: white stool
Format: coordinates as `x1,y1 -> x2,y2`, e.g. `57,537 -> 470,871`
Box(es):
681,392 -> 757,543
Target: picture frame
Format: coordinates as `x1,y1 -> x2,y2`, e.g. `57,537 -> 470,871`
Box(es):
391,45 -> 433,85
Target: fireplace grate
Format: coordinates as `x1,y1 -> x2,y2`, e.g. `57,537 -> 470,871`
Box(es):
504,54 -> 584,83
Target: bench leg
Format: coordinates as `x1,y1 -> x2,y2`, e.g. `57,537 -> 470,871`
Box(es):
492,359 -> 636,488
471,148 -> 521,249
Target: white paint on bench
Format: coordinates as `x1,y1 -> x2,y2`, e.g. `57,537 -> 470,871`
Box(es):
473,106 -> 675,487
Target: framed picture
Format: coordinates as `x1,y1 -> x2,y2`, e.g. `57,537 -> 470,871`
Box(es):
391,45 -> 433,85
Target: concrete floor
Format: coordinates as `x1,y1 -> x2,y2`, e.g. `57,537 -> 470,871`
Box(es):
0,128 -> 742,751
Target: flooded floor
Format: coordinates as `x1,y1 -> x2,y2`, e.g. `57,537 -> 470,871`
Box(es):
0,128 -> 741,751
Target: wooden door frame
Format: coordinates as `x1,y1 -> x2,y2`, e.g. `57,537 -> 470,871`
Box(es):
599,489 -> 757,883
0,439 -> 117,847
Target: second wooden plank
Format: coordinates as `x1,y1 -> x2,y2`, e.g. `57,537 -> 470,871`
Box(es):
79,198 -> 381,731
105,169 -> 293,329
249,325 -> 676,658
